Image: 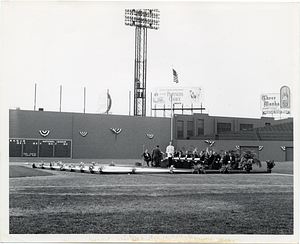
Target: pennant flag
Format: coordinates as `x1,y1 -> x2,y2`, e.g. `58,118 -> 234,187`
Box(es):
39,130 -> 50,137
79,131 -> 88,137
258,146 -> 264,151
110,128 -> 122,134
172,69 -> 179,83
204,140 -> 215,146
146,133 -> 154,139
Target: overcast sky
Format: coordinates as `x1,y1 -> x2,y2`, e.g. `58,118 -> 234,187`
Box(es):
1,1 -> 299,118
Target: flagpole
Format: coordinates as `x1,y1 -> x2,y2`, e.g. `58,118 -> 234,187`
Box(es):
170,93 -> 173,141
107,89 -> 109,115
170,66 -> 178,142
170,67 -> 173,141
34,83 -> 37,111
83,87 -> 86,113
150,92 -> 152,117
129,90 -> 131,116
59,85 -> 62,112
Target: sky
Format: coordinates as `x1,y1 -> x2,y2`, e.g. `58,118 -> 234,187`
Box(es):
1,1 -> 299,119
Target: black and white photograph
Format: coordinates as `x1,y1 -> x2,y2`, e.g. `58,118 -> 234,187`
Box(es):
0,1 -> 299,243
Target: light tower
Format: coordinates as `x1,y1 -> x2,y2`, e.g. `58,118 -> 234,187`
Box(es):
125,9 -> 160,116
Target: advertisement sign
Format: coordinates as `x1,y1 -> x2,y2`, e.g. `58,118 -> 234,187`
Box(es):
152,87 -> 204,107
280,86 -> 291,109
261,88 -> 291,115
260,93 -> 280,111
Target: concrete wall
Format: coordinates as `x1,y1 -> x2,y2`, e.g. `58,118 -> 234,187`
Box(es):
71,113 -> 171,159
9,110 -> 73,139
9,110 -> 171,159
9,110 -> 294,161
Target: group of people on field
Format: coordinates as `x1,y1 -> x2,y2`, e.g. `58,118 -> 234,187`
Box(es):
142,142 -> 237,169
142,143 -> 174,168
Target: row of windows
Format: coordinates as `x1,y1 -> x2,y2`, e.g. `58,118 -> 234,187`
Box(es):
217,123 -> 254,132
177,120 -> 254,138
177,119 -> 204,138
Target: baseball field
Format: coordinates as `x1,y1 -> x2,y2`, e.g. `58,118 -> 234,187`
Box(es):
8,159 -> 295,242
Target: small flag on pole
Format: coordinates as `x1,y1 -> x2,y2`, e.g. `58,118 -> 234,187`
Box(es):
172,69 -> 179,83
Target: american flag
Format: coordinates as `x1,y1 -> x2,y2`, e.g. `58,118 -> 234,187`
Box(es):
172,69 -> 179,83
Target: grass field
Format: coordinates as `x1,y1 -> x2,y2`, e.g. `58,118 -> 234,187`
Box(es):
9,160 -> 294,235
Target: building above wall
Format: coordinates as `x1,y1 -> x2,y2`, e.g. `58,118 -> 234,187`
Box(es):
173,113 -> 293,140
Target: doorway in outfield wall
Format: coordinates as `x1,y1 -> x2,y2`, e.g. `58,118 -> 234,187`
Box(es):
285,147 -> 293,161
240,146 -> 259,158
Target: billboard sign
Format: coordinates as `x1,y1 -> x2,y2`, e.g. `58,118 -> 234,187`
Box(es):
260,93 -> 280,112
152,87 -> 204,107
280,86 -> 291,109
261,87 -> 291,115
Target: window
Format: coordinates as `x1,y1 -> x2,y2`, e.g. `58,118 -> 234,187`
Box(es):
177,121 -> 184,138
197,119 -> 204,135
187,121 -> 194,137
217,122 -> 231,133
239,124 -> 253,131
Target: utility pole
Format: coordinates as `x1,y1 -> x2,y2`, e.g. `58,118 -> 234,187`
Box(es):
59,85 -> 62,112
34,83 -> 37,111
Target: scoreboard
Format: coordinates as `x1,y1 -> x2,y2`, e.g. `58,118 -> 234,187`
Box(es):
9,139 -> 23,157
23,140 -> 38,157
9,139 -> 72,158
54,140 -> 71,157
39,140 -> 55,157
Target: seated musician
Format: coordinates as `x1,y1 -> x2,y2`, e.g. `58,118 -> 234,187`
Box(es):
222,151 -> 229,164
192,148 -> 200,159
212,152 -> 221,169
222,152 -> 235,166
174,149 -> 181,158
185,150 -> 193,159
207,151 -> 215,168
199,151 -> 205,162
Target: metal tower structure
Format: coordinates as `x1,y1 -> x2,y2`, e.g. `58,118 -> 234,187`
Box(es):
125,9 -> 160,116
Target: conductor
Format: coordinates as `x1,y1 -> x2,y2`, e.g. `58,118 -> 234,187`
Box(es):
166,141 -> 175,168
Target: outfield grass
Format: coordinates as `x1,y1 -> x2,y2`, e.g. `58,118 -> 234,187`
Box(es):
9,165 -> 54,178
9,163 -> 294,235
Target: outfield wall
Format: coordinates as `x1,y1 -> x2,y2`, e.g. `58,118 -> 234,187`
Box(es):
9,110 -> 171,159
9,110 -> 293,161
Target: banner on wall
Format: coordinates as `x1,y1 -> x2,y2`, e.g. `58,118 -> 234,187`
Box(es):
152,87 -> 204,107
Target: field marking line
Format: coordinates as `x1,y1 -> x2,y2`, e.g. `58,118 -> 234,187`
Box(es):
10,183 -> 293,188
269,173 -> 293,176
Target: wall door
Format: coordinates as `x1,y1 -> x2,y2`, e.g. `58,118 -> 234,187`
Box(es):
285,147 -> 293,161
